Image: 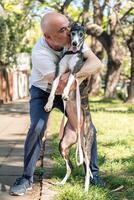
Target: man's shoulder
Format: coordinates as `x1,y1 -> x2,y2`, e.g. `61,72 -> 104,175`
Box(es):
32,37 -> 52,58
32,37 -> 47,53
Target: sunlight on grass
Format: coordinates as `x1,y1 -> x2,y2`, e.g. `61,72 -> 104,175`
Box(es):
56,184 -> 115,200
46,99 -> 134,200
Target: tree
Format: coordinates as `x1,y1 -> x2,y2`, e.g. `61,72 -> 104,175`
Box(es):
127,27 -> 134,103
0,0 -> 36,67
116,4 -> 134,102
1,0 -> 133,101
85,1 -> 134,98
0,0 -> 36,101
87,0 -> 104,96
35,0 -> 134,100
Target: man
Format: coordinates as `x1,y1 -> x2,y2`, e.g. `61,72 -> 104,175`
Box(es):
10,12 -> 104,196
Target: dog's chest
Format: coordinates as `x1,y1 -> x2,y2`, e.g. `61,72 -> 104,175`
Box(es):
59,54 -> 81,73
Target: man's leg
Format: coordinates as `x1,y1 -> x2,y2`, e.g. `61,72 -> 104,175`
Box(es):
10,86 -> 50,195
90,124 -> 99,176
90,123 -> 105,187
23,86 -> 51,181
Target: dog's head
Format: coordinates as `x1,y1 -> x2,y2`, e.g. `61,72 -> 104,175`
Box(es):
70,23 -> 86,52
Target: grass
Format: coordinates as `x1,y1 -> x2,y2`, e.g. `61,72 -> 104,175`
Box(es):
45,98 -> 134,200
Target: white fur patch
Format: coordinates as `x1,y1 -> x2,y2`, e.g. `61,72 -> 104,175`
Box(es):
72,34 -> 79,45
68,54 -> 80,71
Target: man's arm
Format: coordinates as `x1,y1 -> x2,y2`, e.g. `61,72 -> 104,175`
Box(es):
42,71 -> 71,95
76,48 -> 103,79
47,48 -> 103,94
56,48 -> 103,93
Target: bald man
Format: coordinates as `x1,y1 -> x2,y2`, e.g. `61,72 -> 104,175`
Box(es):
10,12 -> 104,196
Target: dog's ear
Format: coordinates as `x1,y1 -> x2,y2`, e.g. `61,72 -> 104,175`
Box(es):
70,21 -> 77,28
74,20 -> 80,26
70,22 -> 75,30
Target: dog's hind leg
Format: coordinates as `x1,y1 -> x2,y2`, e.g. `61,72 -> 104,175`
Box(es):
56,158 -> 73,186
57,122 -> 77,185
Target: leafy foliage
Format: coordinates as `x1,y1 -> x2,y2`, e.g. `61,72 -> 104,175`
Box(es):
0,0 -> 36,66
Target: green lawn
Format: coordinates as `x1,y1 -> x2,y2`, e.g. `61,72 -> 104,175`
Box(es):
47,98 -> 134,200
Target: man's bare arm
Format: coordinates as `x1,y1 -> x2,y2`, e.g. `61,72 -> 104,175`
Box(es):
43,72 -> 71,94
45,48 -> 103,94
76,48 -> 103,79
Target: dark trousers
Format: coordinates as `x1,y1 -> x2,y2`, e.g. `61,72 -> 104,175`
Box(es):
23,85 -> 99,182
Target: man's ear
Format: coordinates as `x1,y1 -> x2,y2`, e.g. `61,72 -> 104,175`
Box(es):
44,33 -> 50,39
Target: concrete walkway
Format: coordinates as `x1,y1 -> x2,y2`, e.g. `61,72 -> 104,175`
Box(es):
0,98 -> 57,200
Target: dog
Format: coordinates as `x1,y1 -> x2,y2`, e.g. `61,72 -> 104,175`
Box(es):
44,23 -> 85,112
58,78 -> 94,192
44,23 -> 94,192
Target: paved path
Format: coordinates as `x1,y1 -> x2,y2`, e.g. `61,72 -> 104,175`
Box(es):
41,137 -> 57,200
0,99 -> 57,200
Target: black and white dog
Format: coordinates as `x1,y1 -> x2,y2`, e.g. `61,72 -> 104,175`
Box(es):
44,23 -> 93,192
44,23 -> 85,112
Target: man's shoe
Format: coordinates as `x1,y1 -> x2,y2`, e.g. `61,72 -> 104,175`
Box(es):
91,175 -> 106,187
10,176 -> 32,196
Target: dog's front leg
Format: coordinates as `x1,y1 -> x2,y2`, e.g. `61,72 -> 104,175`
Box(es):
44,76 -> 60,112
62,74 -> 75,101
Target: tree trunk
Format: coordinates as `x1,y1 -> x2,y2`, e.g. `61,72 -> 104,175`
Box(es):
86,23 -> 122,98
89,0 -> 103,96
127,52 -> 134,103
89,73 -> 101,96
60,0 -> 72,14
127,28 -> 134,103
0,61 -> 12,102
105,56 -> 121,98
105,35 -> 122,98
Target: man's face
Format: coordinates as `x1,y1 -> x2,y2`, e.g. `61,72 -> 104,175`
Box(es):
46,17 -> 71,49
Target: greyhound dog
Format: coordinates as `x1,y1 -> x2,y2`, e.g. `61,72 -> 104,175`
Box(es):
44,23 -> 94,192
44,23 -> 85,112
58,78 -> 94,192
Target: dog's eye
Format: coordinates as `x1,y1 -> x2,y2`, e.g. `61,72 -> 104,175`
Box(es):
71,31 -> 75,36
79,32 -> 83,38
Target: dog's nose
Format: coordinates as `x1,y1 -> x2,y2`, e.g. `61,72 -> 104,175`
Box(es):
72,41 -> 77,46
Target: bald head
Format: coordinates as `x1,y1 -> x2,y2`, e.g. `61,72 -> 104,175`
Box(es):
41,12 -> 69,34
40,12 -> 70,50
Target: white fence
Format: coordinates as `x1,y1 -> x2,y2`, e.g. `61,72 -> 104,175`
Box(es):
0,53 -> 31,102
12,53 -> 30,100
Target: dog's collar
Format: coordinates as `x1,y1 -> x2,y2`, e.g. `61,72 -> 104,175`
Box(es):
61,50 -> 81,58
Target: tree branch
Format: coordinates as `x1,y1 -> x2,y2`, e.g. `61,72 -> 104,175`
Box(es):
120,7 -> 134,21
83,0 -> 90,12
78,0 -> 90,24
86,23 -> 111,52
92,0 -> 103,25
60,0 -> 72,13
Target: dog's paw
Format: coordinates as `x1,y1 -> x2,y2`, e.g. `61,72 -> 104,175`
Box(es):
62,93 -> 69,101
44,102 -> 53,112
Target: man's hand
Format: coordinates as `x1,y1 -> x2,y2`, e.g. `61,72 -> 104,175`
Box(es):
56,72 -> 76,95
